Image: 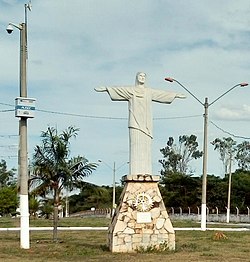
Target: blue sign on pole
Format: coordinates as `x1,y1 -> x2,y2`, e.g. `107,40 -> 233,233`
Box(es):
15,97 -> 36,118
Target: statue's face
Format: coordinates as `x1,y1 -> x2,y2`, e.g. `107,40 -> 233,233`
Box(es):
137,73 -> 146,85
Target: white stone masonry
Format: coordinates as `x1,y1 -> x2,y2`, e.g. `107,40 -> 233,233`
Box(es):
108,175 -> 175,253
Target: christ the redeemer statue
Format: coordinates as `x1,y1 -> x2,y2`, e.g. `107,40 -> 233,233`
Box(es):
95,72 -> 185,175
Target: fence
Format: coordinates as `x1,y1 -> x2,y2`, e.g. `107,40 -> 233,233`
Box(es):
68,207 -> 250,223
168,206 -> 250,223
70,208 -> 111,218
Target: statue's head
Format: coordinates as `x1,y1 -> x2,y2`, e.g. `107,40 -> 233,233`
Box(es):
135,72 -> 146,86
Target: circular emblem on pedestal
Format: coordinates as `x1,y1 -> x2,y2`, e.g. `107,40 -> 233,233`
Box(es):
133,192 -> 153,212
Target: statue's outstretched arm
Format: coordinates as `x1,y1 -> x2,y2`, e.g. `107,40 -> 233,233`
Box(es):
95,87 -> 107,92
175,94 -> 186,99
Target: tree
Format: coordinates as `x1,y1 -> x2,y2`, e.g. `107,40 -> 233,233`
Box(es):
85,186 -> 111,209
159,135 -> 202,175
29,196 -> 40,218
235,141 -> 250,171
39,199 -> 54,219
0,159 -> 16,188
30,126 -> 97,241
211,137 -> 237,175
0,186 -> 18,216
228,170 -> 250,212
69,183 -> 115,213
0,160 -> 18,216
206,175 -> 227,211
160,172 -> 201,211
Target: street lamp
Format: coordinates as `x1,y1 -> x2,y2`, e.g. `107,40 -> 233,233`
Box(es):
7,2 -> 32,249
165,77 -> 248,231
98,160 -> 128,216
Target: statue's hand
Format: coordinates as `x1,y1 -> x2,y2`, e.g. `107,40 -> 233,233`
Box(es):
176,94 -> 186,99
95,87 -> 107,92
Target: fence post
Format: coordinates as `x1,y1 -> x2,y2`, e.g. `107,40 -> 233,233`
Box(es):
236,207 -> 239,217
215,207 -> 219,222
206,207 -> 209,222
197,206 -> 200,215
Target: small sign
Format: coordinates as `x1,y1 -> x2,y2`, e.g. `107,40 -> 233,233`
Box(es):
137,212 -> 151,223
15,97 -> 36,118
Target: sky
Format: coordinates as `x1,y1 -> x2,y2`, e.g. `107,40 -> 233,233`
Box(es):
0,0 -> 250,188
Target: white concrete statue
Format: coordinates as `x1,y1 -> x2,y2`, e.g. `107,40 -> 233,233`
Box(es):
95,72 -> 185,175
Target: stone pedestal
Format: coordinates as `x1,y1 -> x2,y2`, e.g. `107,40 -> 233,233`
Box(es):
108,174 -> 175,253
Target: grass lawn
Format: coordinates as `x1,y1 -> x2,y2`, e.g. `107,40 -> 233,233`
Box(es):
0,217 -> 249,261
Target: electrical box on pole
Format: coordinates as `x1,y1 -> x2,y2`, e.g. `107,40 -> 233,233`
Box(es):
15,97 -> 36,118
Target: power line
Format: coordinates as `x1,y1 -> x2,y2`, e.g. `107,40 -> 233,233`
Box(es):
0,101 -> 201,120
0,109 -> 14,112
0,155 -> 17,158
210,120 -> 250,140
0,135 -> 18,138
37,108 -> 201,120
0,145 -> 17,148
2,101 -> 250,140
154,114 -> 201,120
0,102 -> 127,120
0,102 -> 13,107
36,108 -> 127,120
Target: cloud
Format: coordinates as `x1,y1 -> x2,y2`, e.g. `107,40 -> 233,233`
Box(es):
213,104 -> 250,121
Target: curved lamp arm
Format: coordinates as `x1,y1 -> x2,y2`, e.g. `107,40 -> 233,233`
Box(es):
165,77 -> 248,107
165,77 -> 203,106
209,82 -> 248,107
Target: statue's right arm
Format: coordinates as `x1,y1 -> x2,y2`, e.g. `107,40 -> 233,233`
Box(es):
95,87 -> 107,92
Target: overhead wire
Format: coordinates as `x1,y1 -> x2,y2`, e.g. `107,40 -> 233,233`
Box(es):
1,101 -> 250,140
210,120 -> 250,140
0,101 -> 202,120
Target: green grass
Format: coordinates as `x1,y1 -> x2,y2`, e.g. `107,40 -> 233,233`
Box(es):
0,216 -> 110,227
0,217 -> 249,261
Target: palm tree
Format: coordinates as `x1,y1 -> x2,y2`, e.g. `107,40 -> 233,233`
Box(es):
29,195 -> 40,218
30,126 -> 97,241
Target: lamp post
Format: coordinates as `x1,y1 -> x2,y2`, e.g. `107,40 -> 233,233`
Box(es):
98,160 -> 128,216
7,2 -> 32,249
165,77 -> 248,231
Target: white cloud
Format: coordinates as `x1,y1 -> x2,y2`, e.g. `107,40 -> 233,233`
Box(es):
214,104 -> 250,121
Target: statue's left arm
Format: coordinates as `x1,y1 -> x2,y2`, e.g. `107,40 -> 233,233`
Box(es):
95,86 -> 133,101
175,94 -> 186,99
106,86 -> 133,101
151,89 -> 186,103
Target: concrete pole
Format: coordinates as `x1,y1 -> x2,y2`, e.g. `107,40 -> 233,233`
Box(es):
112,162 -> 116,217
201,97 -> 208,231
226,154 -> 232,223
19,22 -> 30,249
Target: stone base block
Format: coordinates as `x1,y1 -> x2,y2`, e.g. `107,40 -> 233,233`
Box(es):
108,174 -> 175,253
